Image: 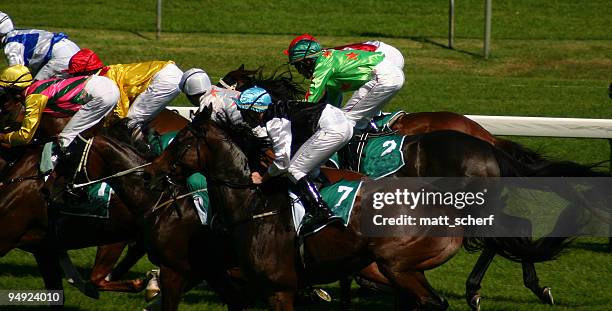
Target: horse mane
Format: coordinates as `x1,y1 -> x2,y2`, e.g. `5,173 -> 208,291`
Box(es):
253,68 -> 305,101
221,65 -> 305,101
196,110 -> 272,173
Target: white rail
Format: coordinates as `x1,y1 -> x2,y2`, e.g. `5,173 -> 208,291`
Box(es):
167,106 -> 612,139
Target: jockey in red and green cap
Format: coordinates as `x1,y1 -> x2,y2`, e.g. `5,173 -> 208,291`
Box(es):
286,34 -> 404,131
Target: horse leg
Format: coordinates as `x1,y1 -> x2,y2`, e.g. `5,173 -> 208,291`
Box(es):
159,265 -> 186,311
384,270 -> 447,311
522,262 -> 554,305
465,248 -> 496,311
267,291 -> 295,311
33,247 -> 64,310
339,276 -> 353,311
108,242 -> 146,280
90,242 -> 146,292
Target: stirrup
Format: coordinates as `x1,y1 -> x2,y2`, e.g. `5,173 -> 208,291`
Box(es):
298,212 -> 343,237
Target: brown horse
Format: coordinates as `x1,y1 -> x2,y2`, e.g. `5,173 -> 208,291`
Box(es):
0,90 -> 189,297
220,66 -> 553,309
152,107 -> 592,310
47,129 -> 247,311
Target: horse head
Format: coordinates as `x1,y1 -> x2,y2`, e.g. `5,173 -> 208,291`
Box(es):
151,101 -> 273,187
217,64 -> 259,91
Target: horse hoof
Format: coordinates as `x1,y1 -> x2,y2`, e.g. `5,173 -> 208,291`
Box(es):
541,287 -> 554,305
313,288 -> 332,302
468,294 -> 481,311
145,269 -> 161,302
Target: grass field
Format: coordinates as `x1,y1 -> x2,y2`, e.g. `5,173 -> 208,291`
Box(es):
1,0 -> 611,310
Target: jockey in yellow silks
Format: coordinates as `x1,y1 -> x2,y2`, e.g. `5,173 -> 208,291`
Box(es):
67,48 -> 183,139
0,65 -> 119,152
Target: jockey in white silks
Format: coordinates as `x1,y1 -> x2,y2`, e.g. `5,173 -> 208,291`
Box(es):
0,11 -> 80,81
180,68 -> 269,136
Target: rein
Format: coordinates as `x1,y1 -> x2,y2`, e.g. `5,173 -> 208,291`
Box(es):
70,136 -> 152,189
0,170 -> 51,188
150,188 -> 207,212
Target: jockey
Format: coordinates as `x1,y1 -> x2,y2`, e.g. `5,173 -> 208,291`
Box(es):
179,68 -> 244,125
0,11 -> 80,81
240,86 -> 352,235
331,40 -> 404,70
0,65 -> 119,153
285,34 -> 404,131
66,48 -> 183,140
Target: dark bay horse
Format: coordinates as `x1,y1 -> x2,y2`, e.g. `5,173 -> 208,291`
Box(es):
50,130 -> 247,311
151,107 -> 595,310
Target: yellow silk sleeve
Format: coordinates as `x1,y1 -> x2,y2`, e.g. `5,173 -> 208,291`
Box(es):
3,94 -> 49,145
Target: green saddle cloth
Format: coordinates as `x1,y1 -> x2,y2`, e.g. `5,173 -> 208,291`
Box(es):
41,142 -> 112,218
60,182 -> 113,218
320,179 -> 363,225
373,110 -> 406,131
359,134 -> 406,179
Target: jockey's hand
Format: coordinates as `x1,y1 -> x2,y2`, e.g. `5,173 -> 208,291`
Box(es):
0,134 -> 10,148
251,172 -> 264,185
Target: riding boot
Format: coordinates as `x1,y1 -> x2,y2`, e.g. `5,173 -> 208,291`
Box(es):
338,138 -> 360,172
295,176 -> 342,236
363,121 -> 380,134
127,122 -> 152,153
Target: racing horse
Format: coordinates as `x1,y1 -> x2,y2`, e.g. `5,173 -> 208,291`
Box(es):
0,92 -> 189,297
46,125 -> 248,311
218,65 -> 556,308
150,106 -> 597,310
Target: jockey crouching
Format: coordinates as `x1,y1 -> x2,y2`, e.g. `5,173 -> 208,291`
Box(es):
285,34 -> 404,133
238,86 -> 352,236
0,65 -> 119,158
179,68 -> 245,126
0,11 -> 80,80
66,48 -> 183,143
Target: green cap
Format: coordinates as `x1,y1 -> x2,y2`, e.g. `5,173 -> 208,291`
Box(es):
288,39 -> 322,64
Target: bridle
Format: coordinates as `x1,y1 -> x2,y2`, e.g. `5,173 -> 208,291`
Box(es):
166,121 -> 255,190
161,120 -> 288,227
218,77 -> 237,91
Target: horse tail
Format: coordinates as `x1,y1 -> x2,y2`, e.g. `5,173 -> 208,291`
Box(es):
463,237 -> 569,263
493,138 -> 547,165
464,146 -> 608,262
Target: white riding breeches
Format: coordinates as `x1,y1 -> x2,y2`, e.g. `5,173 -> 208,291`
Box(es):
343,60 -> 404,130
376,41 -> 405,70
287,105 -> 353,182
126,63 -> 183,128
34,39 -> 80,81
58,76 -> 120,148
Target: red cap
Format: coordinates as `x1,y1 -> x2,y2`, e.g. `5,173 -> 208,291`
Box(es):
67,48 -> 104,74
284,34 -> 319,55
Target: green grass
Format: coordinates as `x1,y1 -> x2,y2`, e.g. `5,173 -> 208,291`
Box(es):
1,0 -> 612,310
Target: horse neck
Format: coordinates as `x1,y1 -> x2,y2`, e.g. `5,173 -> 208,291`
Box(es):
205,126 -> 264,224
38,116 -> 70,141
87,136 -> 156,216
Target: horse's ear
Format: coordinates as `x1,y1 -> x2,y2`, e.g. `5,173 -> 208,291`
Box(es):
201,103 -> 213,120
192,103 -> 213,126
239,64 -> 245,71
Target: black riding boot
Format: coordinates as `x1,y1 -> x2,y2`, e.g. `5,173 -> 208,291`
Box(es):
127,122 -> 152,153
295,176 -> 342,236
